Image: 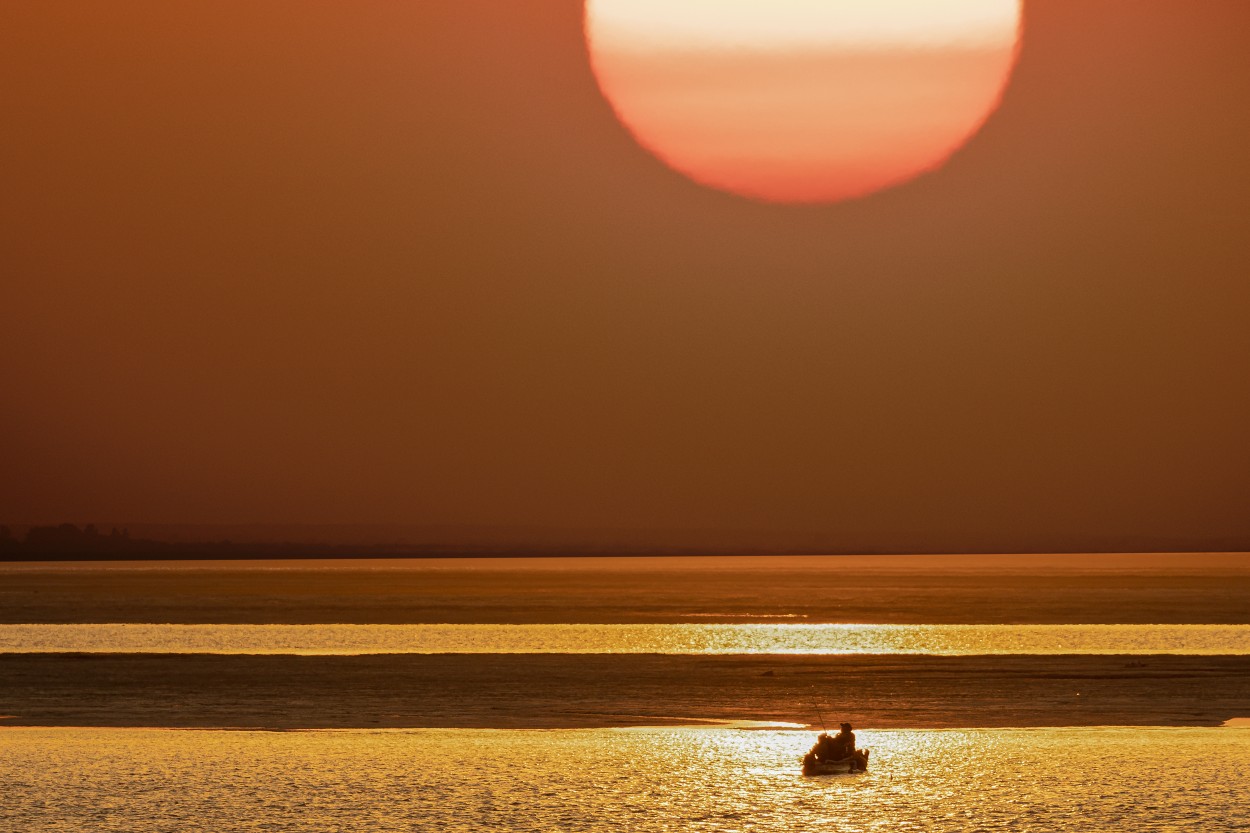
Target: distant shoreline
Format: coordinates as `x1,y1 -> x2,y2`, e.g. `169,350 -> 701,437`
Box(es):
9,549 -> 1250,562
4,523 -> 1249,561
6,548 -> 1250,562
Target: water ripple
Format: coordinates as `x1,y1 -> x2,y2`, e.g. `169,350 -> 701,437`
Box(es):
2,727 -> 1246,832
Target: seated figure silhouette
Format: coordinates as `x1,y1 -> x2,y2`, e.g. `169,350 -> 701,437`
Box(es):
803,722 -> 869,773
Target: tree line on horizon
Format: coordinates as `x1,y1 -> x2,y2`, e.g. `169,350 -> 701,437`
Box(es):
0,523 -> 373,559
2,522 -> 1245,561
1,523 -> 167,557
0,522 -> 778,560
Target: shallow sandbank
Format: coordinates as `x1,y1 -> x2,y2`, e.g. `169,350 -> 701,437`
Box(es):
2,653 -> 1247,730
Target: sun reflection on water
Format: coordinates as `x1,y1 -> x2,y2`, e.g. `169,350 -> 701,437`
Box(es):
2,726 -> 1245,832
1,623 -> 1248,655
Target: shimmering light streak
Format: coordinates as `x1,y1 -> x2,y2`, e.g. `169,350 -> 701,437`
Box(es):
2,727 -> 1248,832
2,623 -> 1247,655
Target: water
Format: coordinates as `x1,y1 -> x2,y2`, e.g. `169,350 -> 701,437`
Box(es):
2,622 -> 1248,655
2,726 -> 1246,832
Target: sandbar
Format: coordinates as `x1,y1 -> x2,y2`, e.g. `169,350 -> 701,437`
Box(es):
2,653 -> 1247,730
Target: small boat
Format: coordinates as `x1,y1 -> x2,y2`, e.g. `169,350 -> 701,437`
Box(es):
802,749 -> 869,775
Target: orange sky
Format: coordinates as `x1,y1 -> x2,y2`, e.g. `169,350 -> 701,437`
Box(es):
1,1 -> 1249,551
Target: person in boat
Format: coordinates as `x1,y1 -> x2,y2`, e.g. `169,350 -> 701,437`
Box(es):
808,723 -> 854,762
834,722 -> 856,758
804,721 -> 869,772
810,731 -> 840,762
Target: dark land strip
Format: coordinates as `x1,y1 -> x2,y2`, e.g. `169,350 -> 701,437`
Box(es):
1,654 -> 1247,730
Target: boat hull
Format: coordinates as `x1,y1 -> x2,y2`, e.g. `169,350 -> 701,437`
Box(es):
802,749 -> 869,775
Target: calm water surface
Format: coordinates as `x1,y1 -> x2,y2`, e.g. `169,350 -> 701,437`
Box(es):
1,623 -> 1248,655
2,727 -> 1246,832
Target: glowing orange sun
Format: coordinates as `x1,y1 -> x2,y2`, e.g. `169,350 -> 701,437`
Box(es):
585,0 -> 1023,204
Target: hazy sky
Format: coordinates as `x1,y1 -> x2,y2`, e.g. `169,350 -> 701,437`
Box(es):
2,1 -> 1248,550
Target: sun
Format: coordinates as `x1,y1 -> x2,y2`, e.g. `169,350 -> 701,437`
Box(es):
585,0 -> 1023,204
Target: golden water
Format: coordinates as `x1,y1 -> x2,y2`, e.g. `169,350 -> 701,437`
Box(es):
2,726 -> 1246,832
0,622 -> 1247,655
